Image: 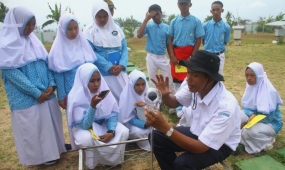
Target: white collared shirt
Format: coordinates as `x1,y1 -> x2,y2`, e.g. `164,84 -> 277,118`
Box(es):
175,82 -> 241,151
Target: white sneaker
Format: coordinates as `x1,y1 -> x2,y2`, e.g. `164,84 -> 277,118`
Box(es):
169,108 -> 176,114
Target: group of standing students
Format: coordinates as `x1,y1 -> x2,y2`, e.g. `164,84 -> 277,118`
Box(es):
0,0 -> 283,170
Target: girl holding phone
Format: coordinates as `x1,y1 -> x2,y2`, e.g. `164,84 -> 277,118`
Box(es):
67,63 -> 129,169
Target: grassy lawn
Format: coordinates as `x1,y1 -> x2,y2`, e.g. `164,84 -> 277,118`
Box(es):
0,33 -> 284,169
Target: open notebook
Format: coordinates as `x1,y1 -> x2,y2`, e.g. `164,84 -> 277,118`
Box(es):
244,114 -> 266,129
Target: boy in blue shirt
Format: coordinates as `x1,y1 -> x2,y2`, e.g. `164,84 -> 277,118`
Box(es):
168,0 -> 204,91
202,1 -> 230,75
137,4 -> 175,102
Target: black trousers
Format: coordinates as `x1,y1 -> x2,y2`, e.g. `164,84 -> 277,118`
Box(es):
149,126 -> 233,170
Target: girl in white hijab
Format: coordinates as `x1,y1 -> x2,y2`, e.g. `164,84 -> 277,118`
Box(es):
48,12 -> 97,109
83,1 -> 128,104
0,6 -> 66,165
119,70 -> 151,151
240,62 -> 283,154
48,13 -> 97,151
67,63 -> 129,169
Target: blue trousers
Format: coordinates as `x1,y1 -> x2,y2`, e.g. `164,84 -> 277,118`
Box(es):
149,126 -> 233,170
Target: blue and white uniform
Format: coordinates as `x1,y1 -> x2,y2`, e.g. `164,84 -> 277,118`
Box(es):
84,2 -> 128,104
0,6 -> 66,165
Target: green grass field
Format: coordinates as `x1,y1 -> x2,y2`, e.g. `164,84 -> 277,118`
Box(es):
0,33 -> 284,169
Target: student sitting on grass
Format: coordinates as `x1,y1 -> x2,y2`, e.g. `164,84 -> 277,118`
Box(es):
67,63 -> 129,169
240,62 -> 283,154
119,69 -> 151,151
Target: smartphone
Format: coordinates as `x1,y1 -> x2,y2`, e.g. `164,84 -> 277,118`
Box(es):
98,90 -> 110,98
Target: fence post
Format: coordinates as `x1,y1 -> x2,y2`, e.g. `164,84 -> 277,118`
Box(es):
40,32 -> 44,43
78,149 -> 83,170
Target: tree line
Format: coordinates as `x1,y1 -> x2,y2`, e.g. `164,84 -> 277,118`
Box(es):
0,2 -> 284,35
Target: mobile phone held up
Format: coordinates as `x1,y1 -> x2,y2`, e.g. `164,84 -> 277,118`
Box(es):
98,90 -> 110,98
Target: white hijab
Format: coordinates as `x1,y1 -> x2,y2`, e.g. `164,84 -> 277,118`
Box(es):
118,70 -> 149,124
0,6 -> 48,69
242,62 -> 283,114
83,1 -> 125,48
67,63 -> 119,128
48,13 -> 97,73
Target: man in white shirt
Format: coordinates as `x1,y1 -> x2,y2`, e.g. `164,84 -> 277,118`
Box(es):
145,50 -> 241,170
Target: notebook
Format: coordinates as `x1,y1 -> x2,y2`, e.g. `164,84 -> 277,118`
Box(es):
244,115 -> 266,129
89,129 -> 100,140
107,51 -> 120,65
175,65 -> 187,73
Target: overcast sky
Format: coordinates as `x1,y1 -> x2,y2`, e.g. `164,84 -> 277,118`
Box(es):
2,0 -> 285,30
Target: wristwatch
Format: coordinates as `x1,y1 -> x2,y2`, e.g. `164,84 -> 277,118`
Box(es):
107,130 -> 115,137
165,127 -> 174,137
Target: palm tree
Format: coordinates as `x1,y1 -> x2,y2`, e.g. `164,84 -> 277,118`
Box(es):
124,16 -> 141,28
203,15 -> 213,23
0,2 -> 9,23
41,3 -> 61,29
225,11 -> 237,28
114,17 -> 125,26
275,12 -> 285,21
166,14 -> 177,25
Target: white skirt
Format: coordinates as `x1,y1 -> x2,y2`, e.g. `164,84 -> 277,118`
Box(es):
240,111 -> 276,154
125,123 -> 151,151
104,72 -> 128,104
72,122 -> 129,169
11,98 -> 66,165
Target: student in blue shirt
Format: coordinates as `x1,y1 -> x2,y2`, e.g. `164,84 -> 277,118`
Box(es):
168,0 -> 205,91
48,13 -> 97,151
137,4 -> 176,113
202,1 -> 230,75
48,13 -> 97,110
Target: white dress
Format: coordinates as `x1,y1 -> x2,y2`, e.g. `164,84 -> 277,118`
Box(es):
11,98 -> 66,165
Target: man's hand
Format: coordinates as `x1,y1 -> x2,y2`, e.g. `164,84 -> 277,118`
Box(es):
144,108 -> 170,133
151,74 -> 172,96
99,133 -> 113,143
